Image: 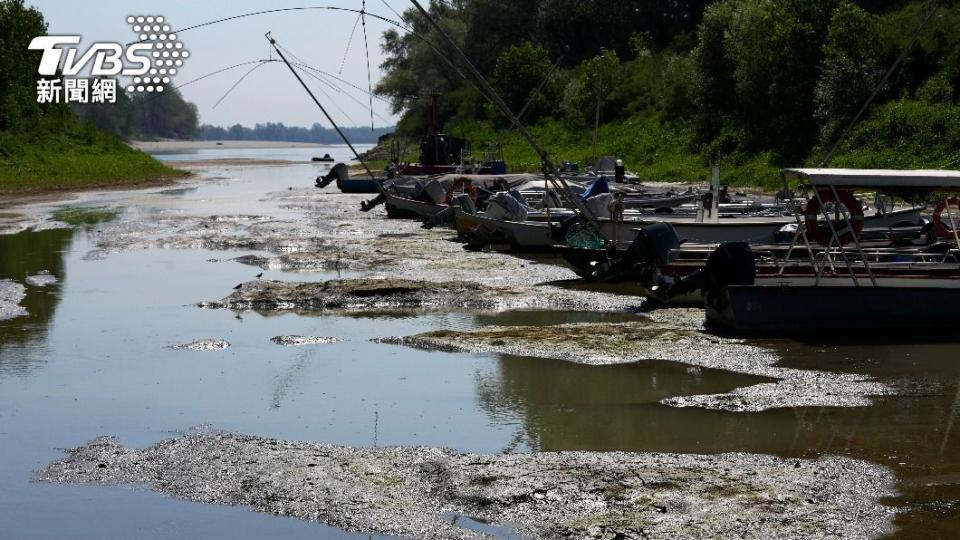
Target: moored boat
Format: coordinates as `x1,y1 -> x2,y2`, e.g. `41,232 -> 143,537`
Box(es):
698,168 -> 960,333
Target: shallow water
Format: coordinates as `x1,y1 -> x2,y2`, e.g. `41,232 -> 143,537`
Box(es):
150,143 -> 368,163
1,156 -> 959,538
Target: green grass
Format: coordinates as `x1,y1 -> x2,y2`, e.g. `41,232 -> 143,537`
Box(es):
448,115 -> 784,190
0,125 -> 187,193
51,206 -> 122,228
444,100 -> 960,191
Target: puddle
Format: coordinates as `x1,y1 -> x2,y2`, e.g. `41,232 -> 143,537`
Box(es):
440,512 -> 524,540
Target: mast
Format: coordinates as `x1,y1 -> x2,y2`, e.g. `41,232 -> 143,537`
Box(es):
264,32 -> 383,195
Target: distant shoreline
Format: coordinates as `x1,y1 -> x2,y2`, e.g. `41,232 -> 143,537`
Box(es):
129,140 -> 347,151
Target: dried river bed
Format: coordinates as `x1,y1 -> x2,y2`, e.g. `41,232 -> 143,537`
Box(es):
1,160 -> 959,538
38,431 -> 895,540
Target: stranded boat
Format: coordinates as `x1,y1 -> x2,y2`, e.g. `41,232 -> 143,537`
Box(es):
693,168 -> 960,332
454,201 -> 922,252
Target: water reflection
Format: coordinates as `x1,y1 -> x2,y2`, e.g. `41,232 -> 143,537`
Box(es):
475,354 -> 774,452
473,343 -> 960,536
0,228 -> 73,375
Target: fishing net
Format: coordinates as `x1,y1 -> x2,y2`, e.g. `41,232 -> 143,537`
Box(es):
565,223 -> 605,249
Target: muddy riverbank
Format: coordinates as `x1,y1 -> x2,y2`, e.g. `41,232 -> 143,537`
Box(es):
38,430 -> 895,540
379,320 -> 891,412
205,277 -> 643,313
6,160 -> 960,538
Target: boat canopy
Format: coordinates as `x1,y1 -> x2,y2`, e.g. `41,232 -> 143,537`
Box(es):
782,168 -> 960,190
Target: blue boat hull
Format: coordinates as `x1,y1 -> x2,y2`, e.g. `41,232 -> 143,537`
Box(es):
706,285 -> 960,333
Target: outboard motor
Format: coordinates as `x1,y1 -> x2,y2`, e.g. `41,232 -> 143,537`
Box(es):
586,223 -> 681,282
668,242 -> 756,298
316,162 -> 349,188
624,222 -> 681,268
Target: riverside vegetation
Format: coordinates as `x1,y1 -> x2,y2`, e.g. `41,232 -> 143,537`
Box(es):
376,0 -> 960,188
0,0 -> 185,192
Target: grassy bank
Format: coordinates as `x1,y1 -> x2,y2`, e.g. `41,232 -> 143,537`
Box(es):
0,125 -> 186,193
443,98 -> 960,191
449,116 -> 784,189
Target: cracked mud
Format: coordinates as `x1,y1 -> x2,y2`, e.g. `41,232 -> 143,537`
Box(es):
378,320 -> 891,412
36,430 -> 895,540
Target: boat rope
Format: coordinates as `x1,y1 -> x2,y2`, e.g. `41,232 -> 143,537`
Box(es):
151,53 -> 392,127
338,12 -> 363,75
502,54 -> 564,139
293,64 -> 359,125
293,63 -> 394,125
275,42 -> 362,125
171,59 -> 275,92
293,62 -> 392,106
266,32 -> 380,192
212,61 -> 271,109
153,6 -> 469,86
819,0 -> 940,167
379,0 -> 406,23
360,0 -> 376,130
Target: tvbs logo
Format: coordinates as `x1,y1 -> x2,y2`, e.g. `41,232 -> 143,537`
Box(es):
29,15 -> 189,104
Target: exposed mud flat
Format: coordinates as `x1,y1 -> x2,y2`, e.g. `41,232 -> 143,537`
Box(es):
36,431 -> 895,540
168,338 -> 231,351
91,188 -> 576,287
379,321 -> 891,412
203,278 -> 644,313
270,335 -> 341,346
25,271 -> 57,287
0,279 -> 28,320
231,252 -> 354,272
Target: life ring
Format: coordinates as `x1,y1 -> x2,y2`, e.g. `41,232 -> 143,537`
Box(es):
444,178 -> 479,204
932,197 -> 960,239
803,189 -> 864,245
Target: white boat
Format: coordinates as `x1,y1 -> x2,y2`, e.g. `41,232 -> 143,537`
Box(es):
454,204 -> 924,251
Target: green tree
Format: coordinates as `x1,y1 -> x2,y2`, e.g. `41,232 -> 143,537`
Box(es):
560,50 -> 621,126
129,88 -> 199,139
814,2 -> 882,143
693,0 -> 839,161
490,42 -> 554,123
463,0 -> 539,74
375,1 -> 472,137
0,0 -> 71,133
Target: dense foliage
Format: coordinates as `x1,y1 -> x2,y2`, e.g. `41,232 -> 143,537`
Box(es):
198,123 -> 392,144
0,0 -> 177,191
73,88 -> 200,140
376,0 -> 960,186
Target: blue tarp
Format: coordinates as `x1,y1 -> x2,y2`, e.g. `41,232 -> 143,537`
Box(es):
580,176 -> 610,200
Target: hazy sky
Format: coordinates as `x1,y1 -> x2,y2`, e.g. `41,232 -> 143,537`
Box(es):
30,0 -> 404,129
